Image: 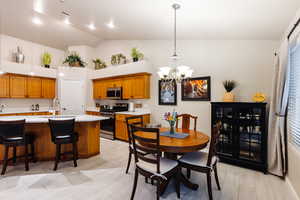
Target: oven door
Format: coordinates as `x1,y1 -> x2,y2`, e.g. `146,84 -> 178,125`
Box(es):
100,117 -> 115,138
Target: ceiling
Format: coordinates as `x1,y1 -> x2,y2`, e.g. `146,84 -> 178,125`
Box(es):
1,0 -> 300,50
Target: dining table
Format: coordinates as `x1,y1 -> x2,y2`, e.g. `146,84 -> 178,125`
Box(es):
135,127 -> 210,195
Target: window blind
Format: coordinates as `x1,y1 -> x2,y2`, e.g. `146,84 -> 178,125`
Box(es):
288,45 -> 300,148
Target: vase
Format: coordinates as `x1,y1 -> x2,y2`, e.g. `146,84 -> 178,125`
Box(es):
44,64 -> 50,68
169,121 -> 176,134
70,62 -> 81,67
223,92 -> 234,102
133,57 -> 138,62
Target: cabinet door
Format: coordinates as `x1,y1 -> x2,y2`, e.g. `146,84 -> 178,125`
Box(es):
122,78 -> 133,99
27,77 -> 42,98
115,120 -> 128,141
10,75 -> 27,98
42,78 -> 56,99
0,74 -> 10,98
93,80 -> 106,99
132,76 -> 146,99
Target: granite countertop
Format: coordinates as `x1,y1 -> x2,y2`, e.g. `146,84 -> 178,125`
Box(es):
0,115 -> 108,123
115,109 -> 151,116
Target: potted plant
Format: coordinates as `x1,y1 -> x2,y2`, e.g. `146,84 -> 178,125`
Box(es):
93,58 -> 107,70
223,80 -> 237,102
131,48 -> 144,62
111,53 -> 127,65
42,52 -> 52,68
63,52 -> 86,67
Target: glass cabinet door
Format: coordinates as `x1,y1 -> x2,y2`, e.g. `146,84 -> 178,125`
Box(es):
237,107 -> 263,163
214,106 -> 234,157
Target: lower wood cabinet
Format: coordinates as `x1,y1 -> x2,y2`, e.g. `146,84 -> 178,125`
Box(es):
86,111 -> 100,116
0,112 -> 53,116
115,114 -> 150,141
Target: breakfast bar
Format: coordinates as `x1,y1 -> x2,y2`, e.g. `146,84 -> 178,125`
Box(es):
0,115 -> 108,161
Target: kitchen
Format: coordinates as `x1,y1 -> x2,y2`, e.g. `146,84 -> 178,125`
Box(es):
0,0 -> 300,200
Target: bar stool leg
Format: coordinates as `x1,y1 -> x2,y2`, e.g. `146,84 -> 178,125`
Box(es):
72,142 -> 78,167
24,144 -> 29,171
30,143 -> 36,162
54,144 -> 60,171
1,145 -> 9,175
13,146 -> 17,165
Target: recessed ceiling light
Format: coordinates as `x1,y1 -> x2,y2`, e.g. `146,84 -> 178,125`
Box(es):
33,0 -> 44,13
64,18 -> 71,25
32,17 -> 43,25
106,21 -> 115,29
88,23 -> 96,30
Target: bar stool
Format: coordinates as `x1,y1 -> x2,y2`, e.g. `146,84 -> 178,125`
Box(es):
0,120 -> 36,175
48,118 -> 78,171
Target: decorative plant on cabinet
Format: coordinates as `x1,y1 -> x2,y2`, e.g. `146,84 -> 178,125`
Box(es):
63,52 -> 86,67
93,58 -> 107,70
131,48 -> 144,62
223,80 -> 237,102
42,52 -> 52,68
111,53 -> 126,65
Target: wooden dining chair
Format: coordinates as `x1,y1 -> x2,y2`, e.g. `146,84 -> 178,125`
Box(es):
176,114 -> 198,131
125,116 -> 144,174
178,122 -> 222,200
129,125 -> 180,200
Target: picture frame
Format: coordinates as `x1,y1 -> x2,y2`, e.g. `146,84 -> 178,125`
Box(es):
159,80 -> 177,105
181,76 -> 211,101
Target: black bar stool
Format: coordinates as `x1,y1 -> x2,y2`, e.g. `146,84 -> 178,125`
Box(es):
0,120 -> 36,175
48,118 -> 78,171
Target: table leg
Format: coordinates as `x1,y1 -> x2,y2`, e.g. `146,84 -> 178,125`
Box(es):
179,171 -> 199,190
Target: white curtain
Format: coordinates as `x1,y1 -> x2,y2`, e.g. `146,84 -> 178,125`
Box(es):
268,39 -> 290,177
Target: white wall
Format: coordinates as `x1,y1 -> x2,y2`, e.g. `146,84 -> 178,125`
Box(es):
0,34 -> 66,111
95,40 -> 278,134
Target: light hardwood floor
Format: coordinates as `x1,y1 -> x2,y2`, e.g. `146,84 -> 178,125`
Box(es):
0,139 -> 297,200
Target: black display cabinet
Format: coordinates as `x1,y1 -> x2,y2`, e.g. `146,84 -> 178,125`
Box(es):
211,102 -> 268,173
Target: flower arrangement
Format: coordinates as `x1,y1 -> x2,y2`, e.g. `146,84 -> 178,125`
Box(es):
63,51 -> 86,67
164,111 -> 178,134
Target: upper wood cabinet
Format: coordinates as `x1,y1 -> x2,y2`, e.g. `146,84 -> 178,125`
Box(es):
93,73 -> 151,100
10,75 -> 27,98
41,78 -> 56,99
0,74 -> 10,98
93,80 -> 107,99
27,77 -> 42,98
0,74 -> 56,99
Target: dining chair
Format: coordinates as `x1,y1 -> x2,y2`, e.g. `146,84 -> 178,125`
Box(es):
176,114 -> 198,131
178,122 -> 222,200
0,120 -> 36,175
125,116 -> 144,174
129,125 -> 180,200
48,118 -> 78,171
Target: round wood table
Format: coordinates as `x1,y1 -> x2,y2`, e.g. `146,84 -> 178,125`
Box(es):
136,127 -> 210,154
135,127 -> 210,193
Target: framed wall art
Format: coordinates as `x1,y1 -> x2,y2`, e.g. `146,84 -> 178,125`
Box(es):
181,76 -> 211,101
159,80 -> 177,105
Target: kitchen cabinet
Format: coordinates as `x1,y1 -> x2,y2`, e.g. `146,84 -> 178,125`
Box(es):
93,73 -> 151,100
0,111 -> 53,116
41,78 -> 56,99
0,74 -> 10,98
10,75 -> 27,98
93,80 -> 106,99
27,77 -> 42,98
115,114 -> 150,141
86,111 -> 100,116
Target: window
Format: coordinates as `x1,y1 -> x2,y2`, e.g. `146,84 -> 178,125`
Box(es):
289,44 -> 300,148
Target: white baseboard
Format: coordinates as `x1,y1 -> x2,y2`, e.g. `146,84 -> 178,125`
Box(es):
286,177 -> 300,200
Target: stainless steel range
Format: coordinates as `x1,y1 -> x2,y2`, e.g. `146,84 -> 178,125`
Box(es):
99,103 -> 128,140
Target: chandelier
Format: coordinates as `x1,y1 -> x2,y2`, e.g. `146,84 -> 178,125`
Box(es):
157,3 -> 193,83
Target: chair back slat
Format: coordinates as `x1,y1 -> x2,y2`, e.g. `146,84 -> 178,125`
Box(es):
130,125 -> 161,173
0,120 -> 26,140
207,121 -> 221,166
176,114 -> 198,131
126,116 -> 143,144
48,119 -> 75,142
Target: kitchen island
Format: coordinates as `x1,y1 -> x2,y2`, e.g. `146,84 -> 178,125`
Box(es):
0,115 -> 108,161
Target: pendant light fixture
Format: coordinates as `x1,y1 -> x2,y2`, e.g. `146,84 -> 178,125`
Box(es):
157,3 -> 193,83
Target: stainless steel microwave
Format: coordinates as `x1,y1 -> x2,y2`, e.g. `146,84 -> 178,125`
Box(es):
106,87 -> 122,99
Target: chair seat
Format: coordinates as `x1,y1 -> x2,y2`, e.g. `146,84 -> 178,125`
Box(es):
54,132 -> 78,144
1,134 -> 35,144
136,157 -> 178,175
179,151 -> 218,168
